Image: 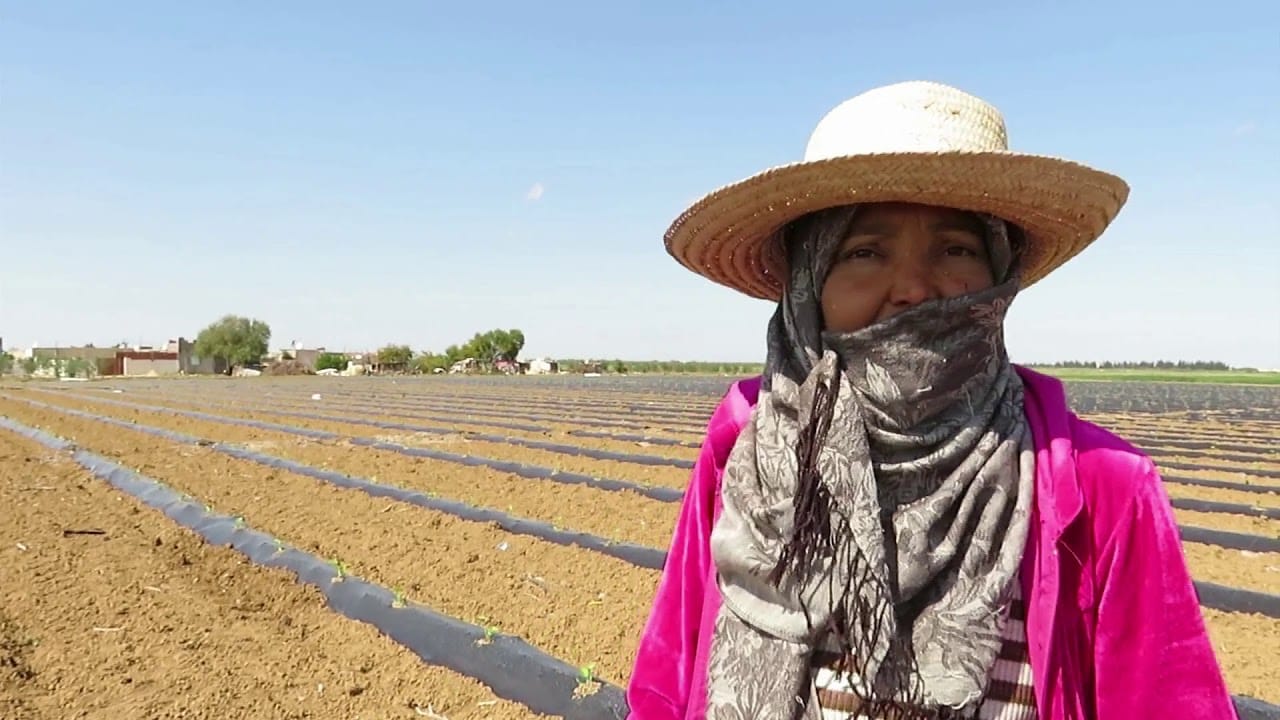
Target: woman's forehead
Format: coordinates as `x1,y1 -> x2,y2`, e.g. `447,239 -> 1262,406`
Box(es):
847,202 -> 986,235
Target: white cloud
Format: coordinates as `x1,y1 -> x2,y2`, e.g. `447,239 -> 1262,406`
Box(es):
525,182 -> 545,201
1234,121 -> 1256,137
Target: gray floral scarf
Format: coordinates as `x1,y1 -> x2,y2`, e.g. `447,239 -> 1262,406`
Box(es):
706,206 -> 1036,719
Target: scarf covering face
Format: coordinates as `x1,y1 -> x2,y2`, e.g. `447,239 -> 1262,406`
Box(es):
705,206 -> 1036,719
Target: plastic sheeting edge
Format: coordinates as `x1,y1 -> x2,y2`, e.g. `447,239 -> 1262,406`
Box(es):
0,414 -> 630,720
11,391 -> 686,504
8,411 -> 1277,718
1180,525 -> 1280,553
1170,497 -> 1280,521
1,396 -> 667,571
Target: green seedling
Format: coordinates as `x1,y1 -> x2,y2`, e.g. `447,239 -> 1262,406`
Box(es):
271,538 -> 286,555
391,587 -> 407,609
328,557 -> 351,582
573,663 -> 601,699
474,616 -> 500,646
233,515 -> 246,529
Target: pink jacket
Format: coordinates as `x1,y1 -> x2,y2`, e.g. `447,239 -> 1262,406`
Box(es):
626,367 -> 1237,720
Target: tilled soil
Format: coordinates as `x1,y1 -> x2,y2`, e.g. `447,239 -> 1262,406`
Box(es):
1203,609 -> 1280,702
1180,544 -> 1280,594
0,399 -> 664,686
29,389 -> 698,490
34,387 -> 1280,494
1155,453 -> 1280,476
67,386 -> 703,463
3,382 -> 1277,706
0,431 -> 540,720
0,394 -> 685,549
15,392 -> 1279,554
1174,509 -> 1280,537
1091,416 -> 1279,444
1164,481 -> 1280,508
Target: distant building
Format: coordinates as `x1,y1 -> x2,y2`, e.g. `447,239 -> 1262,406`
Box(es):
527,358 -> 559,375
271,341 -> 325,371
176,338 -> 228,375
116,349 -> 180,376
20,338 -> 226,377
449,357 -> 479,374
342,352 -> 373,376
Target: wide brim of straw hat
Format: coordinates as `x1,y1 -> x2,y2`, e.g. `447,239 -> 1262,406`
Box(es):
665,139 -> 1130,302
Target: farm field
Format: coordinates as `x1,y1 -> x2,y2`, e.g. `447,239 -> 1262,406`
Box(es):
3,374 -> 1278,719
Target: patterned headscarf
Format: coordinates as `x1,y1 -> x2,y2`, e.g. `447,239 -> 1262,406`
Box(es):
706,205 -> 1036,719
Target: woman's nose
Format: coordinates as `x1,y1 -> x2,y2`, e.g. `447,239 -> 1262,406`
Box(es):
887,260 -> 940,309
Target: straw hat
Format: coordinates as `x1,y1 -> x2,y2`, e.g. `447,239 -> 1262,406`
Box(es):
664,81 -> 1130,300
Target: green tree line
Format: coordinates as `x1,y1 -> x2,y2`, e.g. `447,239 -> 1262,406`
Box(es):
1028,360 -> 1244,371
555,359 -> 766,375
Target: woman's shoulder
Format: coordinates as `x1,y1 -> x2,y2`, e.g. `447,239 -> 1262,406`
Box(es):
695,375 -> 761,461
1018,366 -> 1167,535
1067,414 -> 1156,474
706,375 -> 762,433
1067,413 -> 1163,505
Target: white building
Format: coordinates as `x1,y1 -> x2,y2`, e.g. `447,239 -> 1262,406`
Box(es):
527,358 -> 559,375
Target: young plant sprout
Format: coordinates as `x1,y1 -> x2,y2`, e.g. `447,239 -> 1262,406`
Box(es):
572,663 -> 601,699
328,557 -> 350,582
473,616 -> 500,646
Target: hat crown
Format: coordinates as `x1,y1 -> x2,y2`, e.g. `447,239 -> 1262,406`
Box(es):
804,81 -> 1010,161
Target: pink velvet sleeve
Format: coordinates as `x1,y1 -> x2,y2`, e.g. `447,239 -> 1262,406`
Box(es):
1091,458 -> 1238,719
625,387 -> 747,719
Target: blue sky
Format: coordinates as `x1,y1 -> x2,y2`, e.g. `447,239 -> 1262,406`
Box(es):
3,1 -> 1277,369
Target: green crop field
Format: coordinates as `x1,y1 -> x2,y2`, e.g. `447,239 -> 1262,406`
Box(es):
1030,367 -> 1280,386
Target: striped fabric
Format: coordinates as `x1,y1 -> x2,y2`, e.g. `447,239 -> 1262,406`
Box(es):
812,581 -> 1037,719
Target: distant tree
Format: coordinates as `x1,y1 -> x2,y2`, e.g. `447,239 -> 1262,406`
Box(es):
488,329 -> 525,363
195,315 -> 271,375
413,352 -> 450,374
461,329 -> 526,366
419,330 -> 528,373
315,352 -> 349,372
20,357 -> 37,375
376,344 -> 414,369
610,359 -> 628,374
0,353 -> 12,375
63,358 -> 94,379
461,333 -> 495,364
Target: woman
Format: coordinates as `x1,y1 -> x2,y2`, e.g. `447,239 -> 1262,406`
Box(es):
626,82 -> 1236,719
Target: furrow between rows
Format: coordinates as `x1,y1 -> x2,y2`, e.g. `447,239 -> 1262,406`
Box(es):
5,394 -> 1279,706
0,401 -> 664,688
40,387 -> 1280,500
5,394 -> 1279,598
0,428 -> 544,720
14,389 -> 1280,536
113,384 -> 1280,469
38,388 -> 699,489
0,393 -> 684,549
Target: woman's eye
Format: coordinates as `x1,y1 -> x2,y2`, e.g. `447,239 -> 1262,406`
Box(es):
946,245 -> 981,258
841,247 -> 879,261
